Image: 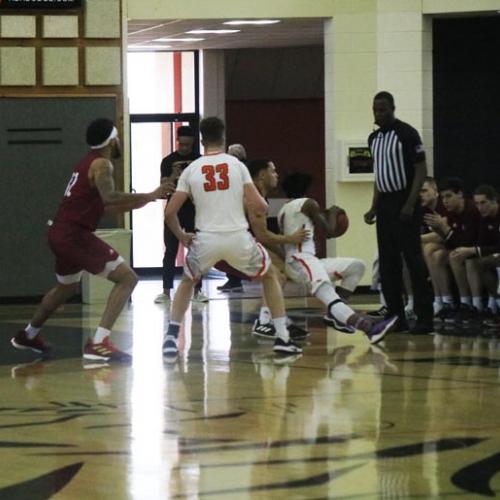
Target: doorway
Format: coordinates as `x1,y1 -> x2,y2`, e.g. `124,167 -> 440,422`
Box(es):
127,51 -> 200,271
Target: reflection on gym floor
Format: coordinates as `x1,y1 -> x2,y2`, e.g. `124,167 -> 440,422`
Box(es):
1,279 -> 500,498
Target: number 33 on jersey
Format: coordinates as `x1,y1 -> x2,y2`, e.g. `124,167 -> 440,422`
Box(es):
176,152 -> 253,233
202,163 -> 229,192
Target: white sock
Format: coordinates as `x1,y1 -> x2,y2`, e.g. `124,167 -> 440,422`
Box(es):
379,291 -> 387,307
406,295 -> 414,309
286,317 -> 292,327
433,301 -> 443,315
25,324 -> 41,340
273,317 -> 289,342
315,282 -> 339,305
93,327 -> 111,344
329,301 -> 356,324
435,296 -> 443,307
259,306 -> 272,325
442,295 -> 454,305
488,296 -> 497,313
472,296 -> 483,312
460,296 -> 472,307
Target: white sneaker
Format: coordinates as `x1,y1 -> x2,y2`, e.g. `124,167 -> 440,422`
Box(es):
154,293 -> 171,304
192,290 -> 209,303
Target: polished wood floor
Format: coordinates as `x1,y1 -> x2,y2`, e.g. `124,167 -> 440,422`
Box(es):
1,279 -> 500,499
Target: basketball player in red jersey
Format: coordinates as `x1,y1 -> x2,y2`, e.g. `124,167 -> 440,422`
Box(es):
11,118 -> 171,361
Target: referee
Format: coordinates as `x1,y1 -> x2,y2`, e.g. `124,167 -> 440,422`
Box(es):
364,91 -> 433,333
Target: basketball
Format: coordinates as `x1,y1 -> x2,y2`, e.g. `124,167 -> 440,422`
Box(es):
328,207 -> 349,237
333,211 -> 349,237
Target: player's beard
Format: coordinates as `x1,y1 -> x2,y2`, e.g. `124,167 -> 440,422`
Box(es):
112,143 -> 122,159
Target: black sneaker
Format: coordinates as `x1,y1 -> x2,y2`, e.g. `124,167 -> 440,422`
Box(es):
484,312 -> 500,328
162,334 -> 178,358
409,322 -> 435,335
479,308 -> 496,326
392,319 -> 410,334
323,313 -> 356,333
288,323 -> 310,340
435,304 -> 455,323
455,304 -> 478,324
367,306 -> 389,318
217,279 -> 243,292
252,319 -> 276,339
273,337 -> 303,354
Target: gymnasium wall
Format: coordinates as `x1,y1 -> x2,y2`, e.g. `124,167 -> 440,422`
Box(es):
225,46 -> 325,207
0,0 -> 124,298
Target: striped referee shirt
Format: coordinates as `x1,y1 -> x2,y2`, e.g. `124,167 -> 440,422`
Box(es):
368,119 -> 426,193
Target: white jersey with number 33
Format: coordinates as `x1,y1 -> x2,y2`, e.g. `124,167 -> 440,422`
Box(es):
176,152 -> 252,232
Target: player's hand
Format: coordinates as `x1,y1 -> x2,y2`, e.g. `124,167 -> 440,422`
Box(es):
423,212 -> 446,230
450,247 -> 476,259
399,203 -> 414,223
181,232 -> 195,247
289,226 -> 310,244
152,182 -> 174,200
364,208 -> 376,225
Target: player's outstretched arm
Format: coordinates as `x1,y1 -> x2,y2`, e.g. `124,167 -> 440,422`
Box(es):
248,210 -> 308,247
93,158 -> 171,210
302,198 -> 337,238
164,191 -> 193,246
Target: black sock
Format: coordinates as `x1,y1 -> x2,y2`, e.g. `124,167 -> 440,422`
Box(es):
166,322 -> 180,338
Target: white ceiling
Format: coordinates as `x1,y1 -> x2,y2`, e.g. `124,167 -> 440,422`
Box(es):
128,18 -> 325,50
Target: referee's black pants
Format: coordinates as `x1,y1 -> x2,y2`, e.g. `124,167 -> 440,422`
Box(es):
376,191 -> 433,325
162,212 -> 201,292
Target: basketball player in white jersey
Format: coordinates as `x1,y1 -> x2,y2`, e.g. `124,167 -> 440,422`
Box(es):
162,117 -> 302,356
278,173 -> 397,344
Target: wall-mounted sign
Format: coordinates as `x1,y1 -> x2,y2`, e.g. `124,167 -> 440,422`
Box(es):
338,141 -> 374,182
348,147 -> 373,175
0,0 -> 82,9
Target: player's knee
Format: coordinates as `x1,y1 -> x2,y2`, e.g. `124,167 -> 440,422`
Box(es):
347,259 -> 366,279
57,282 -> 79,296
432,250 -> 448,265
123,270 -> 139,290
311,278 -> 331,296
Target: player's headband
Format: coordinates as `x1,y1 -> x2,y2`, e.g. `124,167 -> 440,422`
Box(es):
90,126 -> 118,149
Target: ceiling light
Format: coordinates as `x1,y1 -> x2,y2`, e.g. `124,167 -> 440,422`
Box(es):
223,20 -> 281,26
129,45 -> 172,50
186,29 -> 240,34
155,37 -> 205,42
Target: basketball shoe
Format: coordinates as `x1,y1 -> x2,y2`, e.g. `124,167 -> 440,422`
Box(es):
11,331 -> 51,354
83,338 -> 131,362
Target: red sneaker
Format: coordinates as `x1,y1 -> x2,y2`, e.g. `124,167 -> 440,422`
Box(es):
11,331 -> 50,354
83,337 -> 131,362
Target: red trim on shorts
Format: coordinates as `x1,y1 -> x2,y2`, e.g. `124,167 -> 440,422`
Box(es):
253,243 -> 268,278
334,271 -> 343,280
292,255 -> 313,281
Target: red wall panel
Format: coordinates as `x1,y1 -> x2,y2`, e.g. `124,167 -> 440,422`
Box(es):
226,99 -> 325,206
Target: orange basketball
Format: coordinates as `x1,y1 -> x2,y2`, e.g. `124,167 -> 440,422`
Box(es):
332,210 -> 349,238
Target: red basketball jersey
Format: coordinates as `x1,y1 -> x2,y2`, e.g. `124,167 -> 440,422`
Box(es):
52,151 -> 105,231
